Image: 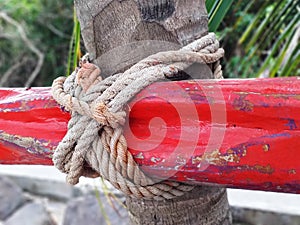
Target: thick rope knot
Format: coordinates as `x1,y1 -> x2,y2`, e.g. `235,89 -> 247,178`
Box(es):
92,101 -> 126,128
51,33 -> 224,200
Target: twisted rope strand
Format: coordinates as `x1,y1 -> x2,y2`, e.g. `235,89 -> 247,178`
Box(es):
52,33 -> 224,199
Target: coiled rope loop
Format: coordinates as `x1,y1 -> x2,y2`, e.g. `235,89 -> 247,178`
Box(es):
51,33 -> 224,200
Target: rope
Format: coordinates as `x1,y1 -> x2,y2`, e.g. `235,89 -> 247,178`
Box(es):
52,33 -> 224,200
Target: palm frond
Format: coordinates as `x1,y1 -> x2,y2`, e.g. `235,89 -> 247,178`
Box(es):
236,0 -> 300,77
206,0 -> 234,32
65,7 -> 81,76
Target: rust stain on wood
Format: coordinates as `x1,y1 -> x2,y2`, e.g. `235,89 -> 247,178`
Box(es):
192,148 -> 243,167
253,164 -> 274,174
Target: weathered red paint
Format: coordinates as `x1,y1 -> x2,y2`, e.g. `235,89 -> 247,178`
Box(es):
0,88 -> 68,164
1,77 -> 300,194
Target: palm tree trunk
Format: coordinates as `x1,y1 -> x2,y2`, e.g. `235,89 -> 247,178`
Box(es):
127,185 -> 231,225
74,0 -> 232,224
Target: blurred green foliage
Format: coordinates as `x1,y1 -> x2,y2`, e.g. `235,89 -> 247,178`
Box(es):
0,0 -> 299,87
0,0 -> 73,86
206,0 -> 234,32
213,0 -> 300,78
66,11 -> 81,77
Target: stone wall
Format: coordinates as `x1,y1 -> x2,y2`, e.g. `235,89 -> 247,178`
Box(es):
0,175 -> 299,225
0,175 -> 129,225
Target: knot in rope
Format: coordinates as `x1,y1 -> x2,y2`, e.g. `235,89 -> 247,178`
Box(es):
51,33 -> 224,200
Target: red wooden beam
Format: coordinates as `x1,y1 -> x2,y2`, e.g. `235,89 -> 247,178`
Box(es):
1,77 -> 300,194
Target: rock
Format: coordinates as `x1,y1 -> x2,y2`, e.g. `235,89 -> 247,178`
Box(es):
5,175 -> 82,201
44,199 -> 67,225
231,207 -> 300,225
63,194 -> 129,225
0,176 -> 26,220
23,193 -> 66,225
4,202 -> 56,225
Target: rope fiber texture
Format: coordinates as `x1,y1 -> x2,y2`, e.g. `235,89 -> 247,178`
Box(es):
52,33 -> 224,200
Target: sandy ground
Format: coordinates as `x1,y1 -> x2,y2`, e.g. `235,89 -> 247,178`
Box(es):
0,165 -> 299,216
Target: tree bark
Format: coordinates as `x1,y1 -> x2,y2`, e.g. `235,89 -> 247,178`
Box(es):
74,0 -> 232,224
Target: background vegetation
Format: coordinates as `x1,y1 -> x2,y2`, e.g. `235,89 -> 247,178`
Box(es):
217,0 -> 299,78
0,0 -> 73,87
0,0 -> 299,87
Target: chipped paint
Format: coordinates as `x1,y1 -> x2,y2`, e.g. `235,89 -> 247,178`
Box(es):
233,95 -> 254,112
192,148 -> 243,167
174,156 -> 187,170
150,157 -> 161,163
288,169 -> 297,175
134,152 -> 144,159
0,98 -> 57,113
235,91 -> 300,100
253,164 -> 274,174
263,133 -> 291,139
262,144 -> 270,152
0,131 -> 54,157
284,118 -> 297,130
222,164 -> 275,175
2,78 -> 300,194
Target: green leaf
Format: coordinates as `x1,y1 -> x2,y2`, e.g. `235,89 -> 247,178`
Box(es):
208,0 -> 234,32
73,17 -> 81,70
256,0 -> 295,52
280,44 -> 300,77
206,0 -> 217,15
269,27 -> 297,77
245,2 -> 283,52
238,1 -> 270,45
256,12 -> 300,76
65,8 -> 81,76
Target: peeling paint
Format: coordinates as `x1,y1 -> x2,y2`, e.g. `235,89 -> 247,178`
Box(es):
0,99 -> 58,113
150,157 -> 161,163
233,95 -> 254,112
262,144 -> 270,152
284,118 -> 297,130
174,156 -> 187,170
192,148 -> 243,167
288,169 -> 297,175
134,152 -> 144,159
226,164 -> 275,175
1,79 -> 300,193
235,91 -> 299,100
0,130 -> 55,156
253,164 -> 274,174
